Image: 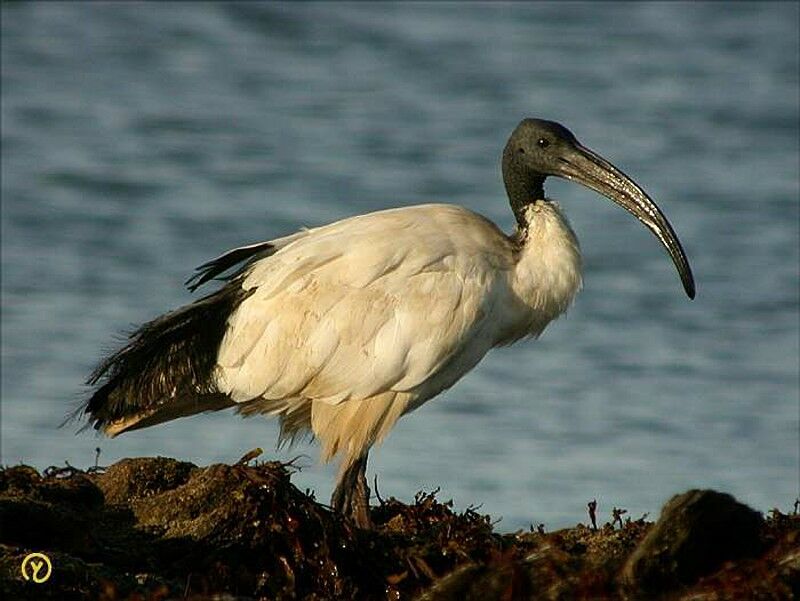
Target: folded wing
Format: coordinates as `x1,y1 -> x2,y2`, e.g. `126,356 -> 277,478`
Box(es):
214,204 -> 515,412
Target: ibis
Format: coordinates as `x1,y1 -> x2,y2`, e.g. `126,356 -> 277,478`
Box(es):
80,118 -> 694,528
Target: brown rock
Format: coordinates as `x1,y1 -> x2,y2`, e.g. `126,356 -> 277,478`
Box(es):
621,489 -> 763,595
3,460 -> 791,600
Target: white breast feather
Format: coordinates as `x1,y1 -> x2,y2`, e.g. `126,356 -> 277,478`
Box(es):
505,200 -> 583,342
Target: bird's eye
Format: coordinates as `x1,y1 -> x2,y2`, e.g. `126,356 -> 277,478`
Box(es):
537,138 -> 550,149
517,147 -> 525,154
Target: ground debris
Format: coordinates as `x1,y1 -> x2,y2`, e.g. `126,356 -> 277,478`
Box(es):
0,458 -> 796,600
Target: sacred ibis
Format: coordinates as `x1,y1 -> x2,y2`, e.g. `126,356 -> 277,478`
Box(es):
80,118 -> 695,528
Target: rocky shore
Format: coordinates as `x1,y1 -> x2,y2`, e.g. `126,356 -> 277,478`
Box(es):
1,456 -> 797,600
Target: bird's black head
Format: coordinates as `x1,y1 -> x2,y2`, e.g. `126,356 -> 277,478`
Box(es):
503,118 -> 580,181
502,119 -> 583,218
502,118 -> 695,299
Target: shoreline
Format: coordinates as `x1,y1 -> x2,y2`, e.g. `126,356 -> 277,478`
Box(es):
1,456 -> 797,600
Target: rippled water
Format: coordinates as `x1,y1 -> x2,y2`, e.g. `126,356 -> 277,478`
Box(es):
2,2 -> 798,530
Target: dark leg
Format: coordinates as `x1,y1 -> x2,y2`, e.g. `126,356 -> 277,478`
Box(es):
331,453 -> 371,529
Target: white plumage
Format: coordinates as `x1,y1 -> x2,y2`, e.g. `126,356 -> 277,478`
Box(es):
215,202 -> 581,469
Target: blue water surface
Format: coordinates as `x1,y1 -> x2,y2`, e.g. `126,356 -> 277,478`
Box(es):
2,2 -> 798,530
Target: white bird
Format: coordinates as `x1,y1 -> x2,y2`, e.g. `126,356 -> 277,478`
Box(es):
80,118 -> 694,528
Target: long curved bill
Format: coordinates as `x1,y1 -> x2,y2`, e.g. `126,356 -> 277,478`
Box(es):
558,143 -> 695,299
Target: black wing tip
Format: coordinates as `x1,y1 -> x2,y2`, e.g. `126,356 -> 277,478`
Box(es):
185,270 -> 239,293
184,242 -> 275,293
185,261 -> 218,292
185,270 -> 209,293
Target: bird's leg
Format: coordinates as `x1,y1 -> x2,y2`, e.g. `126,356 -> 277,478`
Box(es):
331,453 -> 372,529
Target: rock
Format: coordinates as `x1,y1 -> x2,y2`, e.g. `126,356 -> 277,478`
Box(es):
2,460 -> 793,600
0,458 -> 501,600
97,456 -> 196,505
621,489 -> 764,595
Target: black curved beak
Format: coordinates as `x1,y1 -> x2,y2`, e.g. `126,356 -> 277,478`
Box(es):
557,143 -> 695,299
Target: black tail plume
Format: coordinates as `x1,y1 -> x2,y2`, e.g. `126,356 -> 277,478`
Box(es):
79,281 -> 252,435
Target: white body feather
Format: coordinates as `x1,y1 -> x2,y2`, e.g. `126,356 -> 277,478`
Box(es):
214,201 -> 582,469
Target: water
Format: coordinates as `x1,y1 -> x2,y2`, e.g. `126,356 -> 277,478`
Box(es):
2,2 -> 798,531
